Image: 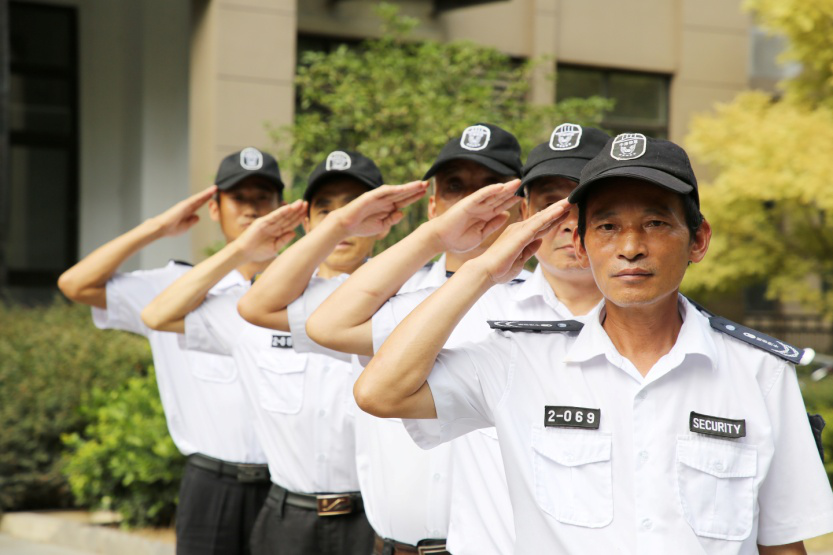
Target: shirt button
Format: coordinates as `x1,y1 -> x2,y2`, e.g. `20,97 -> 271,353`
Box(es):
642,518 -> 653,530
318,409 -> 326,417
712,461 -> 724,472
433,473 -> 441,481
639,450 -> 649,461
317,454 -> 326,462
635,391 -> 647,402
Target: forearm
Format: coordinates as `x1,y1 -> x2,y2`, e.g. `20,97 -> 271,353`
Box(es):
355,259 -> 494,418
238,215 -> 349,329
141,242 -> 247,332
307,222 -> 444,354
58,218 -> 165,308
758,542 -> 806,555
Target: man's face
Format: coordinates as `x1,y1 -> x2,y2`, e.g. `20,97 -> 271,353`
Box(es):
576,178 -> 709,308
305,178 -> 376,270
522,176 -> 584,275
209,177 -> 282,241
429,159 -> 520,251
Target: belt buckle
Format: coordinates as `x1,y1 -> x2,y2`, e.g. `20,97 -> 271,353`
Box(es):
236,465 -> 267,483
316,494 -> 353,516
417,546 -> 447,555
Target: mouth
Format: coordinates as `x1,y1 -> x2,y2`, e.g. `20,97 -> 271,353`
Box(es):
335,240 -> 354,250
613,269 -> 653,280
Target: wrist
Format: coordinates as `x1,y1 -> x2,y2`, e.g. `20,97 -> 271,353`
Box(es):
455,258 -> 497,295
139,217 -> 166,240
415,220 -> 449,255
320,211 -> 352,242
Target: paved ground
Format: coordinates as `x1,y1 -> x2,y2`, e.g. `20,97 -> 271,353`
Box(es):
0,534 -> 92,555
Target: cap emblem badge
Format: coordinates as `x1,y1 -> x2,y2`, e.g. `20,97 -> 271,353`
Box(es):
460,125 -> 491,151
240,147 -> 264,170
326,151 -> 352,171
549,123 -> 582,151
610,133 -> 647,161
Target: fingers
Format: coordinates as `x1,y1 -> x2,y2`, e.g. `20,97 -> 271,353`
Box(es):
183,185 -> 218,210
479,212 -> 510,239
376,181 -> 429,203
394,190 -> 428,210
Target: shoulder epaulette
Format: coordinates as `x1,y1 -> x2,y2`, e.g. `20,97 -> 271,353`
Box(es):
510,277 -> 526,284
170,259 -> 193,267
488,320 -> 584,333
684,296 -> 810,365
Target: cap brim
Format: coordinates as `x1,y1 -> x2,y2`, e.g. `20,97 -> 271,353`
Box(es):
216,171 -> 284,191
423,153 -> 518,181
568,166 -> 694,204
515,158 -> 584,197
303,171 -> 378,201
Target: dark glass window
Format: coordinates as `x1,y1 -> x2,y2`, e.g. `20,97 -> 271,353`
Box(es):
557,65 -> 670,139
6,2 -> 78,287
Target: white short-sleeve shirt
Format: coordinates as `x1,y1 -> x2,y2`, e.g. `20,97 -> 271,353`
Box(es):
91,261 -> 265,463
406,295 -> 833,553
376,265 -> 560,555
185,283 -> 359,494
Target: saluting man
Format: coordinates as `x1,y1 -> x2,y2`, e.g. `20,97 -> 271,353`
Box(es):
357,134 -> 833,554
58,148 -> 294,555
141,150 -> 426,555
239,123 -> 525,555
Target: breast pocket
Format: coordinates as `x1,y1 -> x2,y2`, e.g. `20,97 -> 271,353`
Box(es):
190,353 -> 237,383
531,426 -> 613,528
255,351 -> 307,415
676,435 -> 757,541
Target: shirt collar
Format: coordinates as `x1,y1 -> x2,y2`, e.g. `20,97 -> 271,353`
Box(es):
564,294 -> 718,373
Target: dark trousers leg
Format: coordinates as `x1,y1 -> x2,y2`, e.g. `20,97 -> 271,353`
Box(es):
250,487 -> 375,555
175,462 -> 269,555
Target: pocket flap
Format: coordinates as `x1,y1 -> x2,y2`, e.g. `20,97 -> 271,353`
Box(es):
532,428 -> 612,467
677,436 -> 757,478
255,351 -> 307,375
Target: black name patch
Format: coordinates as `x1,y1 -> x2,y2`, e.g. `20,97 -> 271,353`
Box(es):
271,335 -> 293,349
690,411 -> 746,439
545,406 -> 600,429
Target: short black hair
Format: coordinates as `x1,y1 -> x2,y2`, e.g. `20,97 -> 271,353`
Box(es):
576,186 -> 703,246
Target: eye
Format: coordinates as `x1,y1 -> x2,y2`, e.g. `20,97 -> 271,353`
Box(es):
597,223 -> 615,231
646,220 -> 666,228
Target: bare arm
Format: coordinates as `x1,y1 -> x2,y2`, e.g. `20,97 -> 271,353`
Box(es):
306,180 -> 522,357
758,542 -> 806,555
237,181 -> 428,332
57,186 -> 217,308
141,201 -> 306,333
355,199 -> 572,419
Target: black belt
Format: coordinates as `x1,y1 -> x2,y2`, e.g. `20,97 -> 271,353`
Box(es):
373,534 -> 449,555
187,453 -> 270,484
268,483 -> 363,516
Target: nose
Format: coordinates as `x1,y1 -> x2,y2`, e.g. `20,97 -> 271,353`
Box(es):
617,229 -> 647,262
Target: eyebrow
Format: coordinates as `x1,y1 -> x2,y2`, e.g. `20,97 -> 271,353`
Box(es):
589,205 -> 675,221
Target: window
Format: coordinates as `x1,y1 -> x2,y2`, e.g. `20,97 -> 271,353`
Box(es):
6,2 -> 78,287
556,65 -> 670,139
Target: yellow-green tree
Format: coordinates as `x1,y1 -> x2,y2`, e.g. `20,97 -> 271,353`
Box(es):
683,0 -> 833,318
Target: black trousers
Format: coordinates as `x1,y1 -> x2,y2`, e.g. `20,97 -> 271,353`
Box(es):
175,460 -> 270,555
250,485 -> 375,555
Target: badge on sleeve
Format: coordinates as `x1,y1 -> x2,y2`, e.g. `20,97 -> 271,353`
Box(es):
689,411 -> 746,439
545,406 -> 601,429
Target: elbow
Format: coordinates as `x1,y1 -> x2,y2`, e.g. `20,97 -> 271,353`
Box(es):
306,311 -> 332,349
353,367 -> 400,418
140,305 -> 165,331
57,272 -> 81,301
237,295 -> 266,327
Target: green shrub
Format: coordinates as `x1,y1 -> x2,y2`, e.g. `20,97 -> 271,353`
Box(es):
799,368 -> 833,483
0,299 -> 151,511
62,365 -> 184,527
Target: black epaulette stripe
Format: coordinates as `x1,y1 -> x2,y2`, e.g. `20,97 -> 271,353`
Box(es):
171,259 -> 193,267
709,316 -> 804,364
488,320 -> 584,333
510,278 -> 526,284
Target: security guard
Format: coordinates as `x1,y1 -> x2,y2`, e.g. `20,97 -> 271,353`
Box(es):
142,151 -> 425,555
241,124 -> 525,555
57,148 -> 289,554
357,135 -> 833,553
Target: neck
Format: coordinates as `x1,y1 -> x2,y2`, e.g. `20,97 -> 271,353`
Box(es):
602,291 -> 682,377
236,259 -> 272,281
541,269 -> 602,317
317,258 -> 366,279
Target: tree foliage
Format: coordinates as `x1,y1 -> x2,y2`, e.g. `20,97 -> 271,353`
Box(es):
683,1 -> 833,318
271,3 -> 611,248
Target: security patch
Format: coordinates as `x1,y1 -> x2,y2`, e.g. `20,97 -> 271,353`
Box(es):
271,335 -> 293,349
610,133 -> 646,161
545,405 -> 600,429
326,151 -> 352,171
689,411 -> 746,439
549,123 -> 582,151
240,147 -> 264,170
460,125 -> 491,151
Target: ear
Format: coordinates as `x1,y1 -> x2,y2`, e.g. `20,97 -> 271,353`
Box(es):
520,198 -> 531,220
688,217 -> 711,264
208,197 -> 220,222
427,195 -> 437,220
573,227 -> 591,269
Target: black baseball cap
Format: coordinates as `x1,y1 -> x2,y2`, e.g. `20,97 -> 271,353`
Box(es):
570,133 -> 699,207
215,147 -> 284,191
422,123 -> 522,181
517,124 -> 610,196
304,150 -> 384,202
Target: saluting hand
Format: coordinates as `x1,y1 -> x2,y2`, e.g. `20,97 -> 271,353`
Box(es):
150,185 -> 218,237
333,181 -> 428,237
429,180 -> 522,253
474,198 -> 572,284
235,200 -> 308,261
